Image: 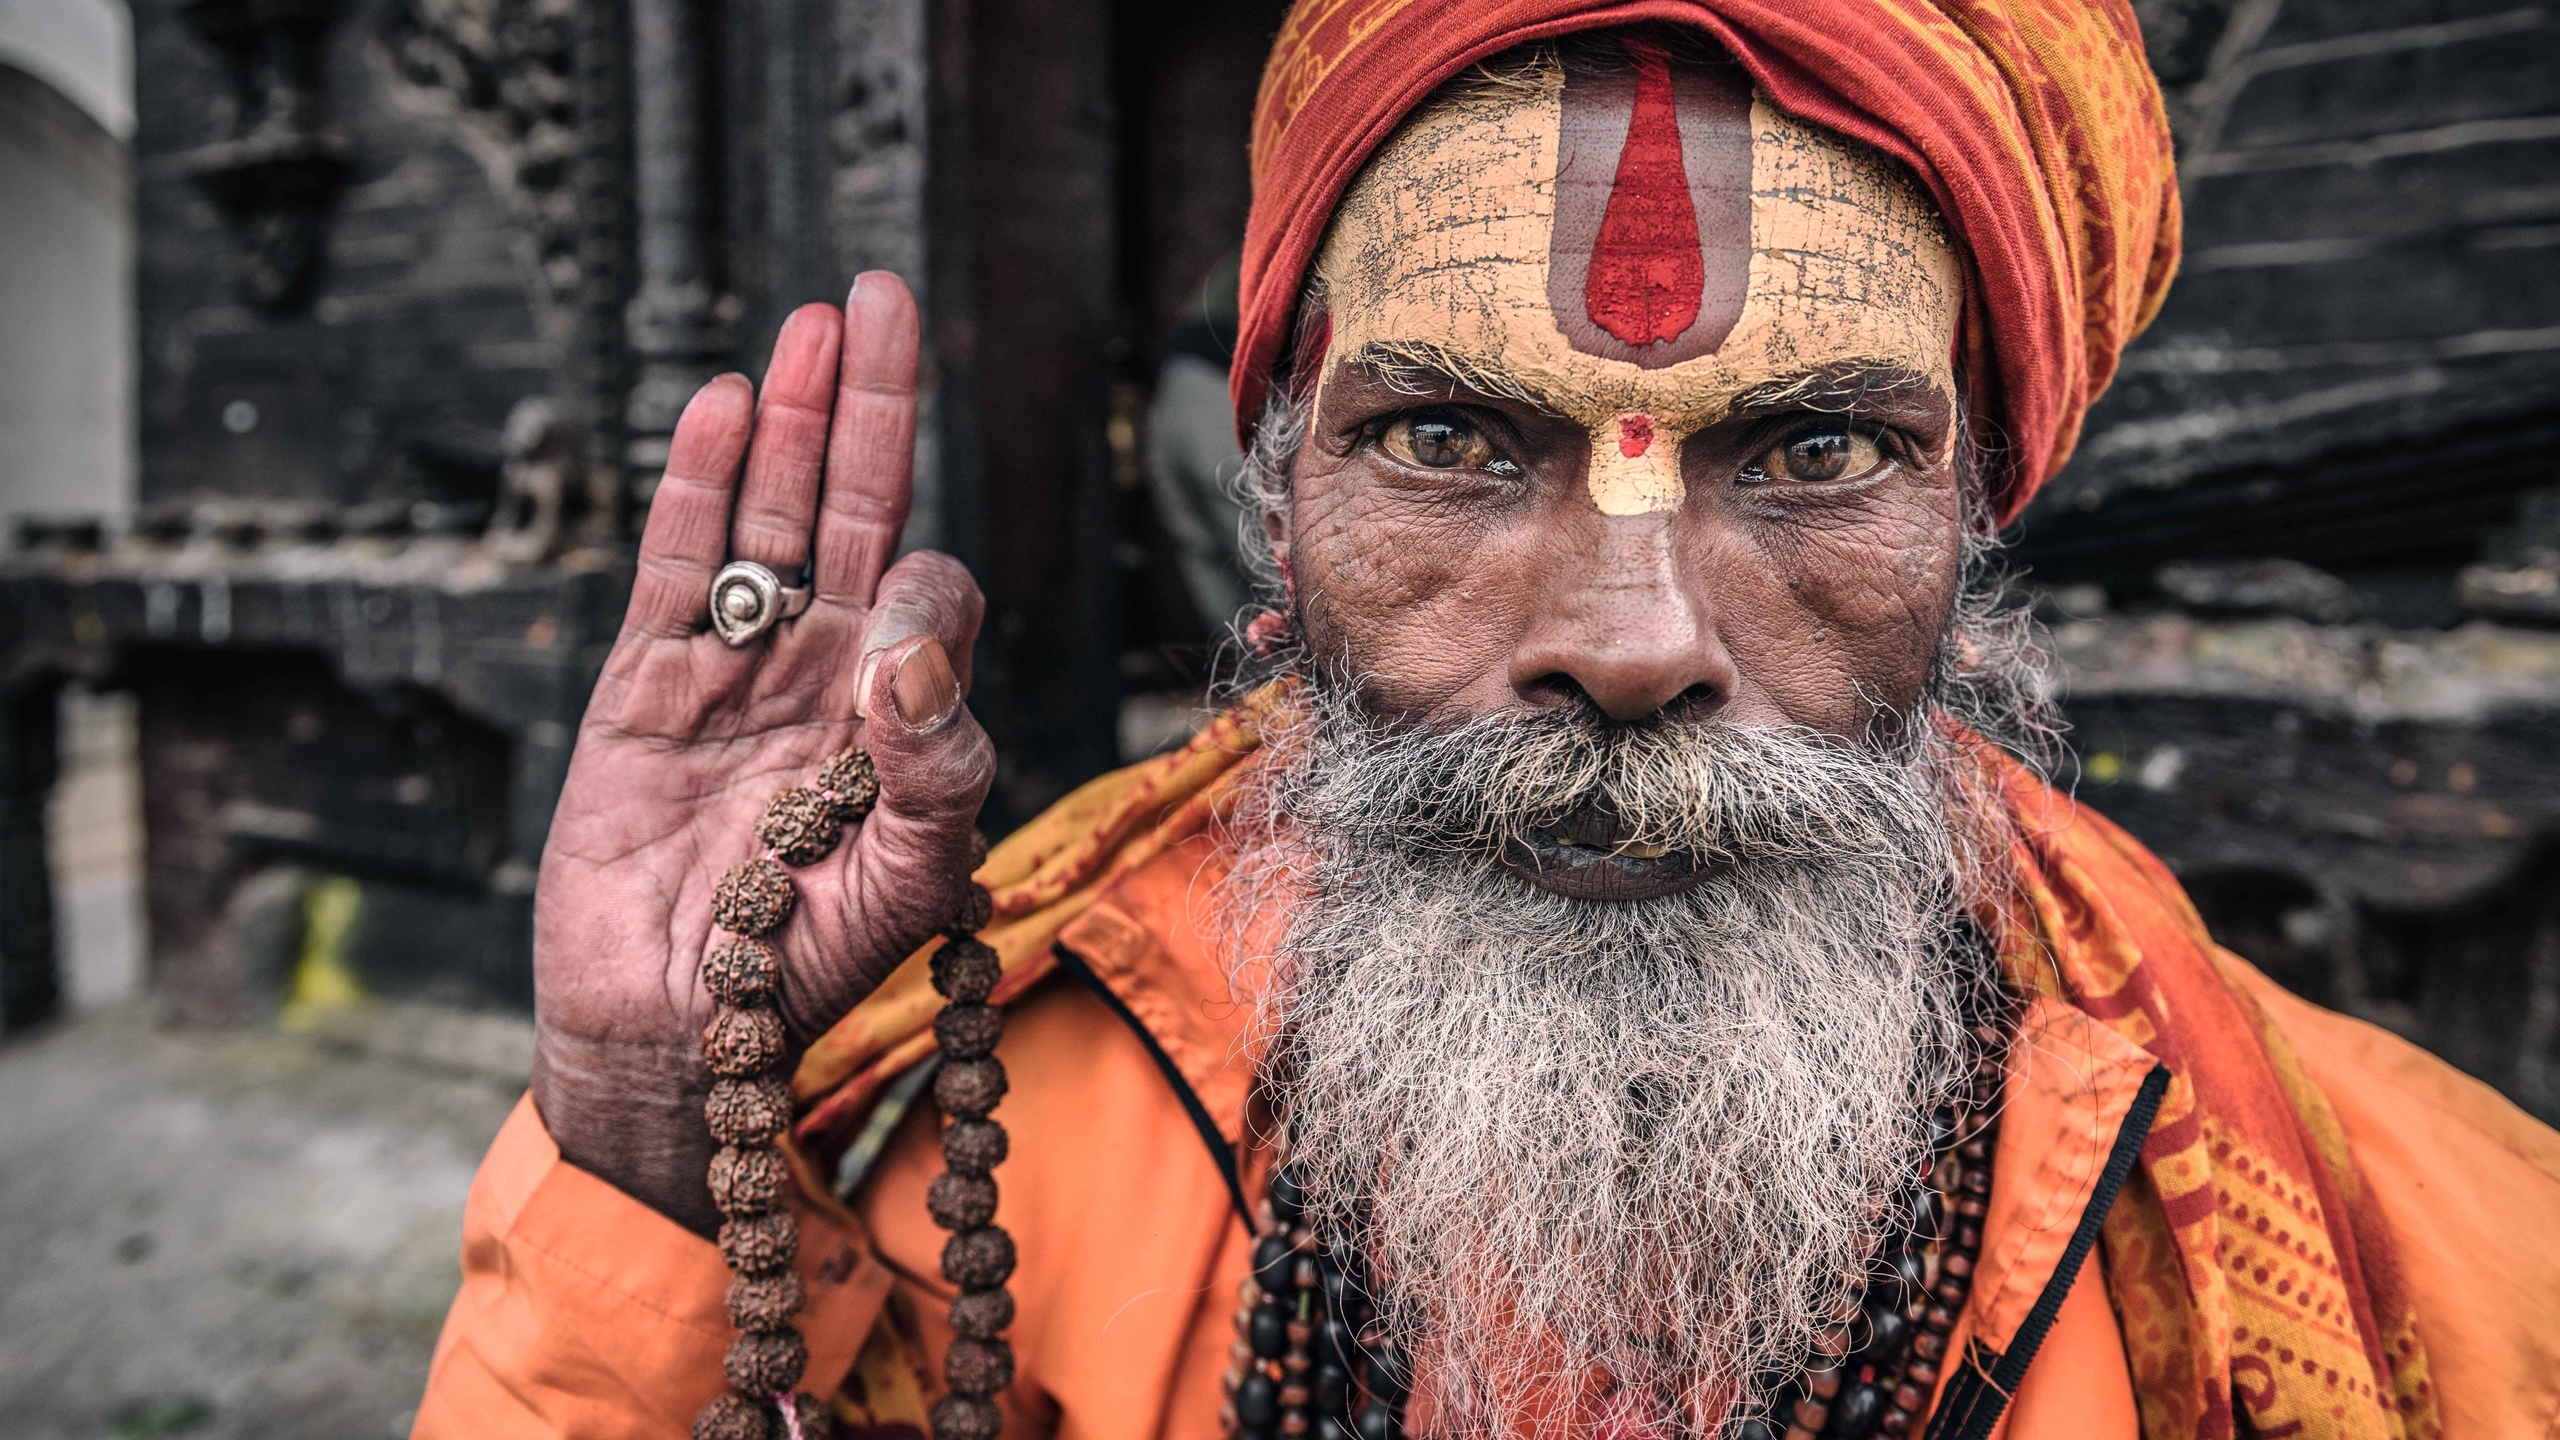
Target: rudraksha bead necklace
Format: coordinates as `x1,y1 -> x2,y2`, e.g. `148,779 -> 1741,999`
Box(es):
691,747 -> 1017,1440
1223,1018 -> 2009,1440
924,878 -> 1014,1440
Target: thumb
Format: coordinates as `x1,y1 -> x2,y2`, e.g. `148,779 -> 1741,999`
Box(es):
851,633 -> 996,957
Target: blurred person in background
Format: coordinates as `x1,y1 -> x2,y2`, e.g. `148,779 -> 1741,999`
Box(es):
1146,251 -> 1251,637
416,4 -> 2560,1439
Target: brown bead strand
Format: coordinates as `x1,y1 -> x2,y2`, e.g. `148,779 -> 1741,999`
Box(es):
691,750 -> 880,1440
1864,1022 -> 2007,1440
1278,1251 -> 1319,1438
928,876 -> 1013,1440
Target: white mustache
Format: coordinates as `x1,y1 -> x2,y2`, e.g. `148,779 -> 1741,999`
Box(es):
1270,685 -> 1947,871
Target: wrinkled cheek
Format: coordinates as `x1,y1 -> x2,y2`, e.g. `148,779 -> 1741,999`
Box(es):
1296,510 -> 1416,641
1295,506 -> 1526,711
1302,508 -> 1448,615
1778,531 -> 1955,706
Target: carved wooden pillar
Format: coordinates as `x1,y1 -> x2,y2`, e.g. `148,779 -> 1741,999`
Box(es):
622,0 -> 732,490
944,0 -> 1119,825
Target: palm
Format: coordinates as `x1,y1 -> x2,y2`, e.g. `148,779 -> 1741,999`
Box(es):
548,605 -> 861,1036
527,276 -> 993,1228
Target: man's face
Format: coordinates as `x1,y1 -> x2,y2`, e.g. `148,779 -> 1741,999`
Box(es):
1278,45 -> 1968,876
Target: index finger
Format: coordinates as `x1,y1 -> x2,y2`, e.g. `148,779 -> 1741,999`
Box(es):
813,271 -> 921,608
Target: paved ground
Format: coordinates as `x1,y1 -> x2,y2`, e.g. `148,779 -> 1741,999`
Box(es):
0,1004 -> 523,1440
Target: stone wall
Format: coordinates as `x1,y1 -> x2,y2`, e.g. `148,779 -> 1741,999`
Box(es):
0,61 -> 134,525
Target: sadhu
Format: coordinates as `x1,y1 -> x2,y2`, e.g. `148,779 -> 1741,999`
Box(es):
414,3 -> 2560,1439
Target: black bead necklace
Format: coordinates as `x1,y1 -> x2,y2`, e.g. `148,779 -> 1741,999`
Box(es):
1223,1016 -> 2009,1440
1221,1164 -> 1404,1440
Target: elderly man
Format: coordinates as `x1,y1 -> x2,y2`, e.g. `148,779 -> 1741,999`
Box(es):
416,4 -> 2560,1439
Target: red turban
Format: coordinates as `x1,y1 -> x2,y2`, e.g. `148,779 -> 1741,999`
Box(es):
1233,0 -> 2182,524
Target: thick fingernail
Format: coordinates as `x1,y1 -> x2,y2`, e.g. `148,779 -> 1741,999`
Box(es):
892,638 -> 959,729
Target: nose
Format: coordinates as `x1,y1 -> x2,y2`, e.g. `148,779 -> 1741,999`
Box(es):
1507,513 -> 1737,722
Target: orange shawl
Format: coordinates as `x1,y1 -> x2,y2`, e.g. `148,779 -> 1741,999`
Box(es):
1980,746 -> 2440,1440
793,699 -> 2442,1440
1229,0 -> 2180,525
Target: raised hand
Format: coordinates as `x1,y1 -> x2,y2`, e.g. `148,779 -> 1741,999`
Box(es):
529,273 -> 996,1233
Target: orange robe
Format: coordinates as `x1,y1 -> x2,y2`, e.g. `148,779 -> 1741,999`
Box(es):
416,713 -> 2560,1440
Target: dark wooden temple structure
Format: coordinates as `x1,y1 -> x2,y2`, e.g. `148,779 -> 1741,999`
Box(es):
0,0 -> 2553,1119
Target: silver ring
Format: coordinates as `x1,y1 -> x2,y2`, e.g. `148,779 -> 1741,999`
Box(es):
708,560 -> 813,646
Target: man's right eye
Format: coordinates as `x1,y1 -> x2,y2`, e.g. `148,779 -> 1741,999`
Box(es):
1381,411 -> 1498,470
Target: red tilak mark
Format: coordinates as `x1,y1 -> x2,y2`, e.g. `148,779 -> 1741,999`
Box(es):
1617,414 -> 1654,458
1584,55 -> 1704,347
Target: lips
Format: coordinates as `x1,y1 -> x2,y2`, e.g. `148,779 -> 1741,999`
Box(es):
1499,807 -> 1712,901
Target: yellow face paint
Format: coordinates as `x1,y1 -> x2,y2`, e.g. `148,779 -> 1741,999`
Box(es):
1312,57 -> 1961,516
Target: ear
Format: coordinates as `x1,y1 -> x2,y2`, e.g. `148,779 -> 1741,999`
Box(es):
1263,505 -> 1296,602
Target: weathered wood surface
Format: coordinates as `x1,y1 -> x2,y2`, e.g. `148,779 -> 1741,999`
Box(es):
2017,0 -> 2560,575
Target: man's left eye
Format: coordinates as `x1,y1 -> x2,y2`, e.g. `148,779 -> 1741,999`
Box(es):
1746,426 -> 1885,484
1381,411 -> 1500,471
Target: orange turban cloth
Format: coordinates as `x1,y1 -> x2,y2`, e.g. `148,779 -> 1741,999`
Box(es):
1232,0 -> 2182,524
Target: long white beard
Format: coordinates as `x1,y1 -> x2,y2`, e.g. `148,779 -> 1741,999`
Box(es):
1226,685 -> 1988,1438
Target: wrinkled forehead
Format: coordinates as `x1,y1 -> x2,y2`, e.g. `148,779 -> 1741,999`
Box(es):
1311,51 -> 1961,433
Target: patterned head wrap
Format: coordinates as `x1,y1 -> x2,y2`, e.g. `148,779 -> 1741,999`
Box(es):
1233,0 -> 2182,523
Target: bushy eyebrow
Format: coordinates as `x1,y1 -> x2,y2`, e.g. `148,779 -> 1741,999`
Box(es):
1726,362 -> 1950,419
1336,340 -> 1564,416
